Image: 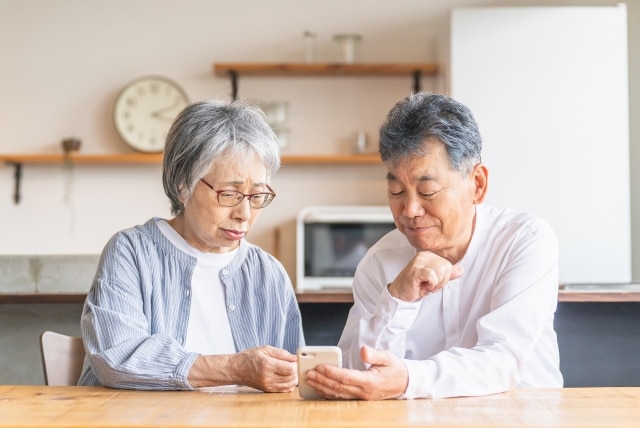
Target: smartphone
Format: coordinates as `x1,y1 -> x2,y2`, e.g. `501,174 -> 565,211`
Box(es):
297,346 -> 342,400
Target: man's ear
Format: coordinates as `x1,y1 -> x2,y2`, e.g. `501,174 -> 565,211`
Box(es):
471,163 -> 489,204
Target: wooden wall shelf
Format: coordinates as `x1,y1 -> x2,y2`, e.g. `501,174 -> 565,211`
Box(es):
0,153 -> 164,203
0,153 -> 380,166
213,61 -> 439,99
213,62 -> 439,77
0,153 -> 163,165
282,153 -> 380,164
0,153 -> 380,204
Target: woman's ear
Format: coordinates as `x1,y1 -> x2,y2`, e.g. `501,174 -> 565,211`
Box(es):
177,184 -> 189,207
471,163 -> 489,205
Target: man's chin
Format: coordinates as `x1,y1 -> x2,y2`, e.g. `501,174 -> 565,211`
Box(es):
404,232 -> 437,251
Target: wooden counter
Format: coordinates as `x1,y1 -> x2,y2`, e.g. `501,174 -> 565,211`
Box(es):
297,285 -> 640,303
557,283 -> 640,302
0,385 -> 638,427
2,285 -> 640,304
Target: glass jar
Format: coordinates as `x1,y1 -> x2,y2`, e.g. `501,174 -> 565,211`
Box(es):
333,33 -> 362,63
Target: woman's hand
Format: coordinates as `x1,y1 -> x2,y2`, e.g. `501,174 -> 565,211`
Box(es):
232,346 -> 298,392
188,345 -> 297,392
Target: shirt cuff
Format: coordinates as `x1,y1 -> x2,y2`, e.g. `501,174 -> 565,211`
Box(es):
375,285 -> 422,330
399,358 -> 436,400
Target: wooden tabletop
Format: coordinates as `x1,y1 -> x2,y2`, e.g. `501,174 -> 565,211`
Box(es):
0,385 -> 638,427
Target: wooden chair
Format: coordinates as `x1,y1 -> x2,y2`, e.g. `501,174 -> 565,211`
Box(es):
39,331 -> 86,386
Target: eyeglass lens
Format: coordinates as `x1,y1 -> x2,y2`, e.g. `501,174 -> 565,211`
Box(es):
217,191 -> 273,208
199,179 -> 275,209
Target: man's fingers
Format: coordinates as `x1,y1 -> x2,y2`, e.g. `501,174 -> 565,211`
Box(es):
360,345 -> 390,367
307,367 -> 367,400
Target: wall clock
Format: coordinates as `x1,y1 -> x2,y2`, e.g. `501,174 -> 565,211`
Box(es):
113,75 -> 190,153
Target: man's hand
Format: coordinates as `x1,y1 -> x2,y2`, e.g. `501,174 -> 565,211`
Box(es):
388,251 -> 464,302
304,346 -> 408,400
189,345 -> 297,392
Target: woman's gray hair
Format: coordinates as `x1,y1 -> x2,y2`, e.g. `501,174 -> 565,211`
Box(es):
162,99 -> 281,216
379,92 -> 482,175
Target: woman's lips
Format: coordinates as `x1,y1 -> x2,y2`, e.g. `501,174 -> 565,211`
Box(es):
223,229 -> 246,240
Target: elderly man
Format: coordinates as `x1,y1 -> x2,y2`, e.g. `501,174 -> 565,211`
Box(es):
305,92 -> 563,400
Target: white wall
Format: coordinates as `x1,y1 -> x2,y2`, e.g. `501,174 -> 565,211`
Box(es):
1,0 -> 639,283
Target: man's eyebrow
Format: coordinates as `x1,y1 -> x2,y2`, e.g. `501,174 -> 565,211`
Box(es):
386,172 -> 435,181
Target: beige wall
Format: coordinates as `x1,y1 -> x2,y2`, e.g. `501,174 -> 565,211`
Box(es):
1,0 -> 638,282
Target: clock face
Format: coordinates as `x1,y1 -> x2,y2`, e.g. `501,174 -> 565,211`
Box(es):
113,76 -> 190,153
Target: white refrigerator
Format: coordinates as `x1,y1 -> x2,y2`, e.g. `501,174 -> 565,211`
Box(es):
450,5 -> 630,284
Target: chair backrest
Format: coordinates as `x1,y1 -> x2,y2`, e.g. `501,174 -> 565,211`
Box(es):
39,331 -> 86,386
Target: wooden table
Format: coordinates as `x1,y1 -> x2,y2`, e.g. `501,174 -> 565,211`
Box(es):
0,385 -> 638,427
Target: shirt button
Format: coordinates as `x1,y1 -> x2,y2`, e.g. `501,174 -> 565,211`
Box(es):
222,269 -> 229,276
229,304 -> 236,311
185,289 -> 191,297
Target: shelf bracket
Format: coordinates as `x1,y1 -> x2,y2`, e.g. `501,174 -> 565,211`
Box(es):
412,70 -> 421,93
229,70 -> 238,100
8,161 -> 22,204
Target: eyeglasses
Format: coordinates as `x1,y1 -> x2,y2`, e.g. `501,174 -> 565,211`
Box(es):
199,179 -> 276,209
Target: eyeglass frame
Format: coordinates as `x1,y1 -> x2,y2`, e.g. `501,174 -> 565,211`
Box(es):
198,178 -> 276,209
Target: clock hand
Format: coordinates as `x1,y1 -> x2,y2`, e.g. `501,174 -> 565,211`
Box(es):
150,99 -> 182,118
150,113 -> 175,122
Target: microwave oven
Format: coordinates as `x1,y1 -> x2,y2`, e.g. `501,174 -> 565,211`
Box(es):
296,205 -> 396,291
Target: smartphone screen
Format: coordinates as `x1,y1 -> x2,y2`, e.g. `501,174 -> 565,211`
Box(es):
297,346 -> 342,400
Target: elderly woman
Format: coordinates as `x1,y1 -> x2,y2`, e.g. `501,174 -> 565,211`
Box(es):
78,99 -> 304,391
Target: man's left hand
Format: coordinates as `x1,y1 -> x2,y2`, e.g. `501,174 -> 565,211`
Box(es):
304,346 -> 408,400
